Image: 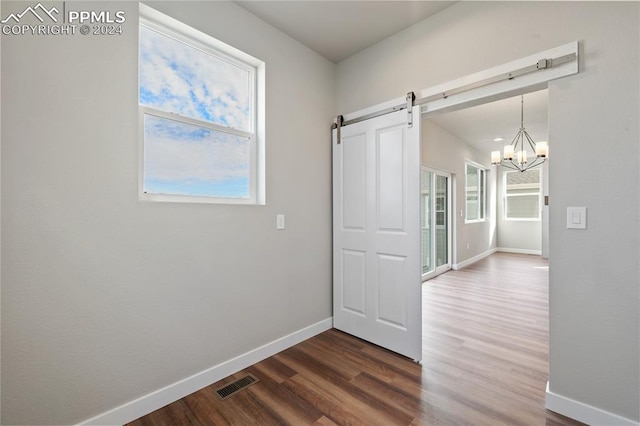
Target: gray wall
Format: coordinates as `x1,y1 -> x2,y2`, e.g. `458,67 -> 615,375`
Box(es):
422,120 -> 497,265
546,3 -> 639,419
337,2 -> 639,421
1,1 -> 334,424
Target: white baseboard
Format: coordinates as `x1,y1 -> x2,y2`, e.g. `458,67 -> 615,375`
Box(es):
498,247 -> 542,255
78,318 -> 333,426
545,382 -> 639,426
452,248 -> 496,270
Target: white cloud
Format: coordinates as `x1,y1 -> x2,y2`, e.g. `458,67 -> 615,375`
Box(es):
143,115 -> 249,184
139,26 -> 251,131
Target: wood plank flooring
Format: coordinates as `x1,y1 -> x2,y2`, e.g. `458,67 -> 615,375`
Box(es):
128,253 -> 583,425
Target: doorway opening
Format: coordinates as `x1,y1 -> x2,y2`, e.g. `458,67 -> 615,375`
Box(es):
423,88 -> 549,268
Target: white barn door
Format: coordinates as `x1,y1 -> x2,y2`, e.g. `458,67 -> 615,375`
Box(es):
332,109 -> 422,361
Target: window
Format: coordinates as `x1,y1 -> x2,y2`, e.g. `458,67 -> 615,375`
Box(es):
504,169 -> 541,220
465,162 -> 486,222
139,5 -> 265,204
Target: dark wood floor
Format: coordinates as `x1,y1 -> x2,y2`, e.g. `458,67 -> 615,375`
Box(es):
128,253 -> 583,425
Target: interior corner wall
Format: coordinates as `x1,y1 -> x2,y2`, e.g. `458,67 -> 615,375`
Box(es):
421,119 -> 497,265
0,1 -> 335,424
496,166 -> 543,255
337,1 -> 639,422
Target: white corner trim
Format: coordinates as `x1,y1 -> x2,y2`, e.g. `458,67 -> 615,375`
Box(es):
452,248 -> 497,270
77,318 -> 333,426
545,382 -> 640,426
497,247 -> 542,256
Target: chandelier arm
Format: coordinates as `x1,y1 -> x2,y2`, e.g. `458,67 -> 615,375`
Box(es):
510,130 -> 522,147
523,129 -> 537,152
501,160 -> 523,172
525,158 -> 540,170
528,157 -> 547,168
513,159 -> 526,172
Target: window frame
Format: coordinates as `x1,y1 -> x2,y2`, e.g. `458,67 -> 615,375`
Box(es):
503,168 -> 542,221
465,161 -> 486,223
138,4 -> 265,205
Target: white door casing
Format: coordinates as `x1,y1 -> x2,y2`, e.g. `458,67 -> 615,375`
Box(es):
332,109 -> 422,361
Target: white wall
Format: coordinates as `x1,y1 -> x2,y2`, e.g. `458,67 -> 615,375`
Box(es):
422,120 -> 497,265
337,2 -> 639,422
0,1 -> 334,424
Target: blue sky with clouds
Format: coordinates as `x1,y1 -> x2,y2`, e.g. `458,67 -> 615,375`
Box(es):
143,115 -> 250,198
139,25 -> 251,198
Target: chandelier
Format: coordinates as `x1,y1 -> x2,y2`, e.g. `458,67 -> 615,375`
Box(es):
491,95 -> 548,172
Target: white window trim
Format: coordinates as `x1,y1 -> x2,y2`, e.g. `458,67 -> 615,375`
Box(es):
464,160 -> 486,224
138,3 -> 265,205
503,169 -> 542,222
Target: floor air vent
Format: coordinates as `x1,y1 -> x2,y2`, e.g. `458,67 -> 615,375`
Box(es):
215,374 -> 259,400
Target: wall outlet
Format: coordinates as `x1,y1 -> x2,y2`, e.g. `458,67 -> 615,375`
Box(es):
276,214 -> 285,230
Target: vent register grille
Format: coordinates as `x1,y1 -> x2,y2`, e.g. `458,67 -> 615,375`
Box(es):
215,374 -> 259,400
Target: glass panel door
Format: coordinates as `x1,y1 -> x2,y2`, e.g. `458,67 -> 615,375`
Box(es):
421,171 -> 433,275
435,174 -> 448,268
421,168 -> 451,281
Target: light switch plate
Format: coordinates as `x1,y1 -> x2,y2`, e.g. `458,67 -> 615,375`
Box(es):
276,214 -> 285,230
566,207 -> 586,229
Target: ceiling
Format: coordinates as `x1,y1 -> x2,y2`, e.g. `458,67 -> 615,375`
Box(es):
233,1 -> 548,155
235,1 -> 456,63
427,89 -> 549,155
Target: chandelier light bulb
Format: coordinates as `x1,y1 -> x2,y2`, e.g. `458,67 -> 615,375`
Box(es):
517,150 -> 527,165
503,145 -> 514,160
535,141 -> 548,158
491,151 -> 501,164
